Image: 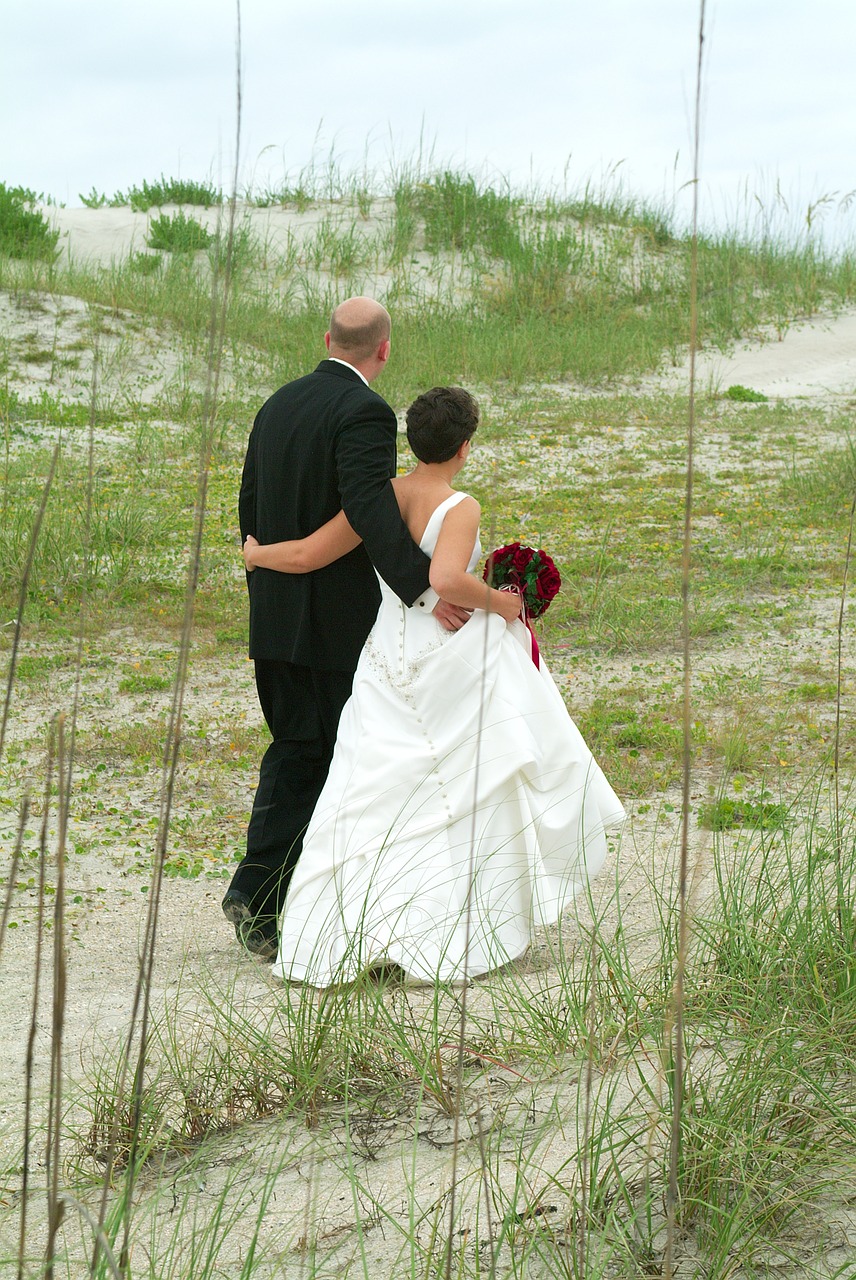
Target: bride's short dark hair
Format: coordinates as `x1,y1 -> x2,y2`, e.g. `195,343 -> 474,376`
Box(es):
406,386 -> 479,463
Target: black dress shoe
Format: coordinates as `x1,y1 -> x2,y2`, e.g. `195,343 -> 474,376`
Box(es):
240,917 -> 279,961
221,889 -> 278,961
221,888 -> 253,929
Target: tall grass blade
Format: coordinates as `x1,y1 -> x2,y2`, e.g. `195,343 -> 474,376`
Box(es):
45,715 -> 69,1279
62,1195 -> 123,1279
665,3 -> 706,1277
63,327 -> 98,786
18,738 -> 53,1279
94,11 -> 244,1273
0,794 -> 27,970
577,949 -> 599,1280
833,489 -> 855,920
443,493 -> 501,1279
0,442 -> 60,764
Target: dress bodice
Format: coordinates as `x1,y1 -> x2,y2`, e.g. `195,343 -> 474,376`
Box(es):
417,492 -> 481,572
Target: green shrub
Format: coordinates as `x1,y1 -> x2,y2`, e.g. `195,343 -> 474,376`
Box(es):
699,794 -> 789,831
147,210 -> 213,253
128,249 -> 162,275
119,672 -> 172,694
208,220 -> 258,274
414,171 -> 518,255
0,182 -> 59,260
567,193 -> 677,248
117,174 -> 222,212
724,384 -> 768,402
79,187 -> 109,208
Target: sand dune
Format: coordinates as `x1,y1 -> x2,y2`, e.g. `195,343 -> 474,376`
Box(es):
680,311 -> 856,400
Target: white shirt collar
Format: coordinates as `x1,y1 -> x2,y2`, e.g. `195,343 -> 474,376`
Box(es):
327,356 -> 368,387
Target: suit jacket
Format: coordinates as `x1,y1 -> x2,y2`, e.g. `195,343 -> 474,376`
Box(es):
239,360 -> 431,671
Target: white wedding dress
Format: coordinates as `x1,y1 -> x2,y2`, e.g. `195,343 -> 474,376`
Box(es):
273,493 -> 625,985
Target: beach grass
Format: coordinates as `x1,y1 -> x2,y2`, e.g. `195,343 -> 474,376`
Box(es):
30,795 -> 856,1276
1,149 -> 856,1277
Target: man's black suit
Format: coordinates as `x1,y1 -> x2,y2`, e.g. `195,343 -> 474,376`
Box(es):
227,359 -> 432,923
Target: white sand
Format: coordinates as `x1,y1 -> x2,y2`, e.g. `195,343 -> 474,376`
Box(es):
671,311 -> 856,400
45,201 -> 388,266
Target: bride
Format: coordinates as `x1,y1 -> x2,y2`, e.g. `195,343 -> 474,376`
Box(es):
243,386 -> 624,985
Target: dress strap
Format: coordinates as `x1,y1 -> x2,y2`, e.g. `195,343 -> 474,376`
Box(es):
418,492 -> 470,554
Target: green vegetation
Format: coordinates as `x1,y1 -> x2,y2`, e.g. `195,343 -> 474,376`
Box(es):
146,209 -> 214,252
3,164 -> 855,389
0,182 -> 59,260
49,801 -> 856,1276
128,248 -> 163,275
724,383 -> 768,402
411,170 -> 518,254
82,173 -> 223,211
698,792 -> 790,830
79,186 -> 110,208
118,671 -> 172,694
2,163 -> 856,1277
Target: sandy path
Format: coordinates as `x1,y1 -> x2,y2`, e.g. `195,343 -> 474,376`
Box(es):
647,309 -> 856,401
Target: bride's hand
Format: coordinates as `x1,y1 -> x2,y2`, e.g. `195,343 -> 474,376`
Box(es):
494,587 -> 523,623
243,534 -> 259,572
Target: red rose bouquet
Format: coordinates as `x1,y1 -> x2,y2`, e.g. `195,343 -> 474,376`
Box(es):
482,543 -> 561,618
482,543 -> 561,668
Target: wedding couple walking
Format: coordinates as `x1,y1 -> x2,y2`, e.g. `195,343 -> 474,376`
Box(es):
222,296 -> 624,985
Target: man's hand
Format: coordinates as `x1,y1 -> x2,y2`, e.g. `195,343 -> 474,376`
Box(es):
433,599 -> 472,632
243,533 -> 259,572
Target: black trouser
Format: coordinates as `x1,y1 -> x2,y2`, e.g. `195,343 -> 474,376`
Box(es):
227,660 -> 354,922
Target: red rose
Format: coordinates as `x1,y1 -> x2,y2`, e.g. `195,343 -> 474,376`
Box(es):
484,544 -> 521,588
484,544 -> 561,619
536,564 -> 561,600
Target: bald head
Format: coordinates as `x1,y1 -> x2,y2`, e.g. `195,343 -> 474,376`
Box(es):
327,296 -> 391,367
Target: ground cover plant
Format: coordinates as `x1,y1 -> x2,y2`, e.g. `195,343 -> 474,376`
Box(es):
1,151 -> 855,1278
81,174 -> 223,211
146,210 -> 214,253
0,183 -> 59,261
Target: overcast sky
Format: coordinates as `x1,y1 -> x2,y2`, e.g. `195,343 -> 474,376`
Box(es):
3,1 -> 855,242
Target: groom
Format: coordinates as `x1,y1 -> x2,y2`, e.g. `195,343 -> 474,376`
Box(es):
222,297 -> 468,957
